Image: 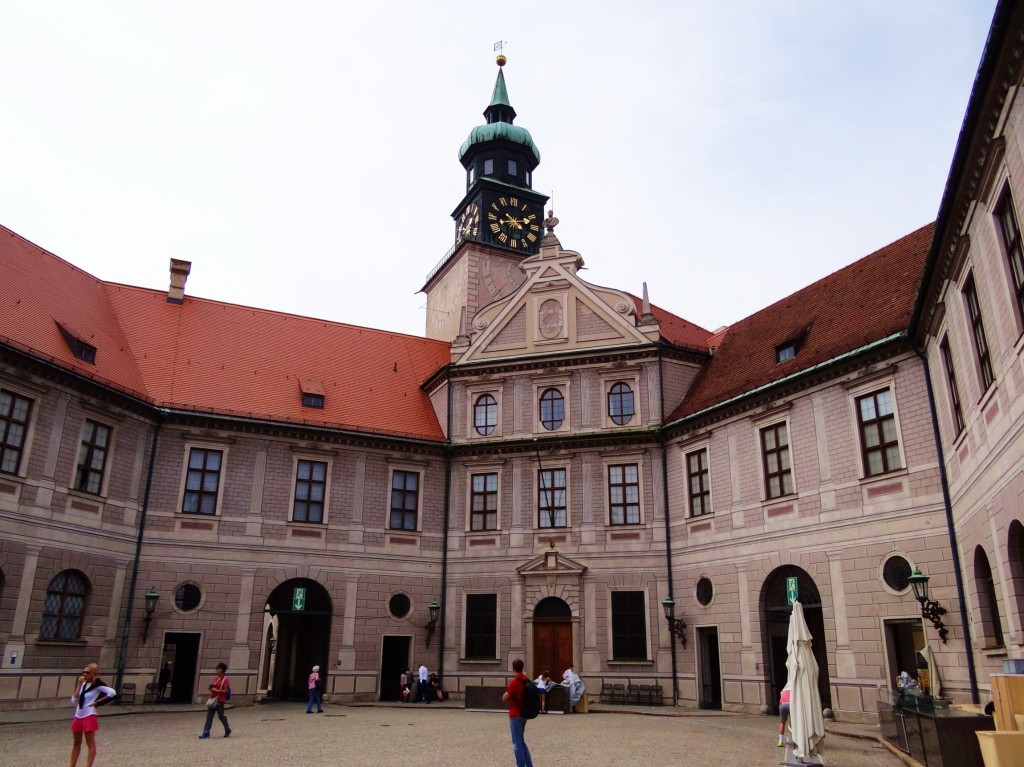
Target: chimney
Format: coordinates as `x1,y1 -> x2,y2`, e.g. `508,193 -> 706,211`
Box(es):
168,259 -> 192,304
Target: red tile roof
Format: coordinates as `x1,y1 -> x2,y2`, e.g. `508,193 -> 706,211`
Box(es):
627,294 -> 714,352
669,223 -> 934,421
1,225 -> 450,442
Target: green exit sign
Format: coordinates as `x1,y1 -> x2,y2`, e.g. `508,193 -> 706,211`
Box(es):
786,577 -> 799,606
293,587 -> 306,611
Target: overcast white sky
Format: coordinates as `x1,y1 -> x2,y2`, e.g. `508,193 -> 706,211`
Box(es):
1,1 -> 998,338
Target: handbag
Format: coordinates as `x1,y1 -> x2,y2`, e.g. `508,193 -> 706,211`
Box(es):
206,696 -> 219,709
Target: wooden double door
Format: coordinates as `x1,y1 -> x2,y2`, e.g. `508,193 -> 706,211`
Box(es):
532,619 -> 573,679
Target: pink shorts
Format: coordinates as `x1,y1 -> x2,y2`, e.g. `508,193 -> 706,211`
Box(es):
71,715 -> 99,733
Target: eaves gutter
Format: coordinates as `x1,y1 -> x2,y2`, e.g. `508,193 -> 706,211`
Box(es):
663,332 -> 907,430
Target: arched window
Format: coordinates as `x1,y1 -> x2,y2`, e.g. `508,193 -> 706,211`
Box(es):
608,382 -> 634,426
539,388 -> 564,431
40,570 -> 89,640
474,394 -> 497,436
1009,521 -> 1024,627
975,546 -> 1004,648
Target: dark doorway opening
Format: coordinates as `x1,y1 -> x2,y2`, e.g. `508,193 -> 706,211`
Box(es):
161,632 -> 200,703
380,636 -> 411,701
265,579 -> 332,700
532,597 -> 573,679
697,626 -> 722,709
762,566 -> 832,712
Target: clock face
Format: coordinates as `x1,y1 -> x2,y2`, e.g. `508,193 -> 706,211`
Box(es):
486,196 -> 540,250
457,203 -> 480,240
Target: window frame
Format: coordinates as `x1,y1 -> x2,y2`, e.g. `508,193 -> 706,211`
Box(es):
290,455 -> 331,524
685,446 -> 712,517
179,444 -> 227,516
759,419 -> 794,501
607,462 -> 641,526
463,592 -> 499,660
466,384 -> 503,439
388,467 -> 421,532
536,466 -> 568,529
39,569 -> 89,641
607,381 -> 636,427
539,387 -> 565,431
962,273 -> 995,393
854,387 -> 904,479
469,470 -> 500,531
609,589 -> 649,662
0,385 -> 36,478
73,418 -> 114,496
939,336 -> 966,437
995,188 -> 1024,331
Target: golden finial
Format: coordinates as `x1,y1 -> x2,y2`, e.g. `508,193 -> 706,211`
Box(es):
496,54 -> 507,66
494,40 -> 507,66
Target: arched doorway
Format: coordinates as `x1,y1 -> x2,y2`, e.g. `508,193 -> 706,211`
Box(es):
261,578 -> 332,700
761,566 -> 832,710
532,597 -> 572,679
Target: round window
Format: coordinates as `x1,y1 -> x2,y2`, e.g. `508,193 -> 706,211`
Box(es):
696,577 -> 714,607
174,583 -> 202,612
389,593 -> 411,619
883,555 -> 912,593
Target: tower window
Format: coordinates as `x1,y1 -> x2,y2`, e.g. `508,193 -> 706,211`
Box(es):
484,159 -> 494,176
508,159 -> 517,176
526,170 -> 531,186
468,165 -> 475,185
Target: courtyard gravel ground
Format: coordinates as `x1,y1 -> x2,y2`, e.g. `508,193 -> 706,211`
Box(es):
0,703 -> 906,767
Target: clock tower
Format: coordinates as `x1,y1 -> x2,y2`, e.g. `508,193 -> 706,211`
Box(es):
423,55 -> 549,341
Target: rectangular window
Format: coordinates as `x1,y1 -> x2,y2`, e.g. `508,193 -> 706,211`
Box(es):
611,591 -> 647,661
608,464 -> 640,525
963,274 -> 994,391
507,159 -> 518,176
74,419 -> 111,495
856,389 -> 902,477
484,158 -> 494,176
470,472 -> 498,531
940,337 -> 966,435
182,447 -> 223,514
538,468 -> 566,528
465,593 -> 497,659
996,190 -> 1024,325
686,449 -> 711,516
0,388 -> 32,475
760,423 -> 793,499
389,470 -> 419,530
293,459 -> 327,523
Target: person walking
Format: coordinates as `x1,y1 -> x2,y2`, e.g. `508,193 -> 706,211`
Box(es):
306,665 -> 323,713
777,681 -> 792,747
417,662 -> 430,703
158,662 -> 171,701
199,662 -> 231,739
501,658 -> 534,767
70,662 -> 116,767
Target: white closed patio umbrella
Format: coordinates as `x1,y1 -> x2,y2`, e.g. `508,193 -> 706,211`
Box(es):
786,600 -> 826,760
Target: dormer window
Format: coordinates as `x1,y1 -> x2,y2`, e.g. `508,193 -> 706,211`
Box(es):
299,379 -> 325,409
56,323 -> 96,365
776,343 -> 797,363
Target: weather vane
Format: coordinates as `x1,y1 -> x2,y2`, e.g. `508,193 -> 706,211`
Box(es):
494,40 -> 507,66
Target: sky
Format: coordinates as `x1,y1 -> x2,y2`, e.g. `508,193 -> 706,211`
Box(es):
1,1 -> 999,339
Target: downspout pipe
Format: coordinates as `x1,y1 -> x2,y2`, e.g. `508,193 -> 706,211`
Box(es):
438,369 -> 453,679
114,414 -> 163,692
917,350 -> 979,703
658,347 -> 679,704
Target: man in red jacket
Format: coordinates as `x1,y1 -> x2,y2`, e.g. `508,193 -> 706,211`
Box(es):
501,658 -> 534,767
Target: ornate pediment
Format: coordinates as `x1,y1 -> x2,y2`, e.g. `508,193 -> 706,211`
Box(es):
455,237 -> 657,365
516,550 -> 588,578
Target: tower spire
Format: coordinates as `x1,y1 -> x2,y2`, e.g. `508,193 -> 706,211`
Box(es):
485,53 -> 516,125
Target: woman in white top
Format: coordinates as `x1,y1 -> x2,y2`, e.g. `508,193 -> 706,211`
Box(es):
534,671 -> 553,714
70,662 -> 116,767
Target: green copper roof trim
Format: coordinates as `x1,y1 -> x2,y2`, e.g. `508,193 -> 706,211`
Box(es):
490,69 -> 511,107
663,331 -> 908,429
459,123 -> 541,163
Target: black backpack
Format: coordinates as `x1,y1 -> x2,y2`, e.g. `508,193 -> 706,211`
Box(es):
520,679 -> 540,720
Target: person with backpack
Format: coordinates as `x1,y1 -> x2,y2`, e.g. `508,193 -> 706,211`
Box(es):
501,658 -> 536,767
306,665 -> 323,713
